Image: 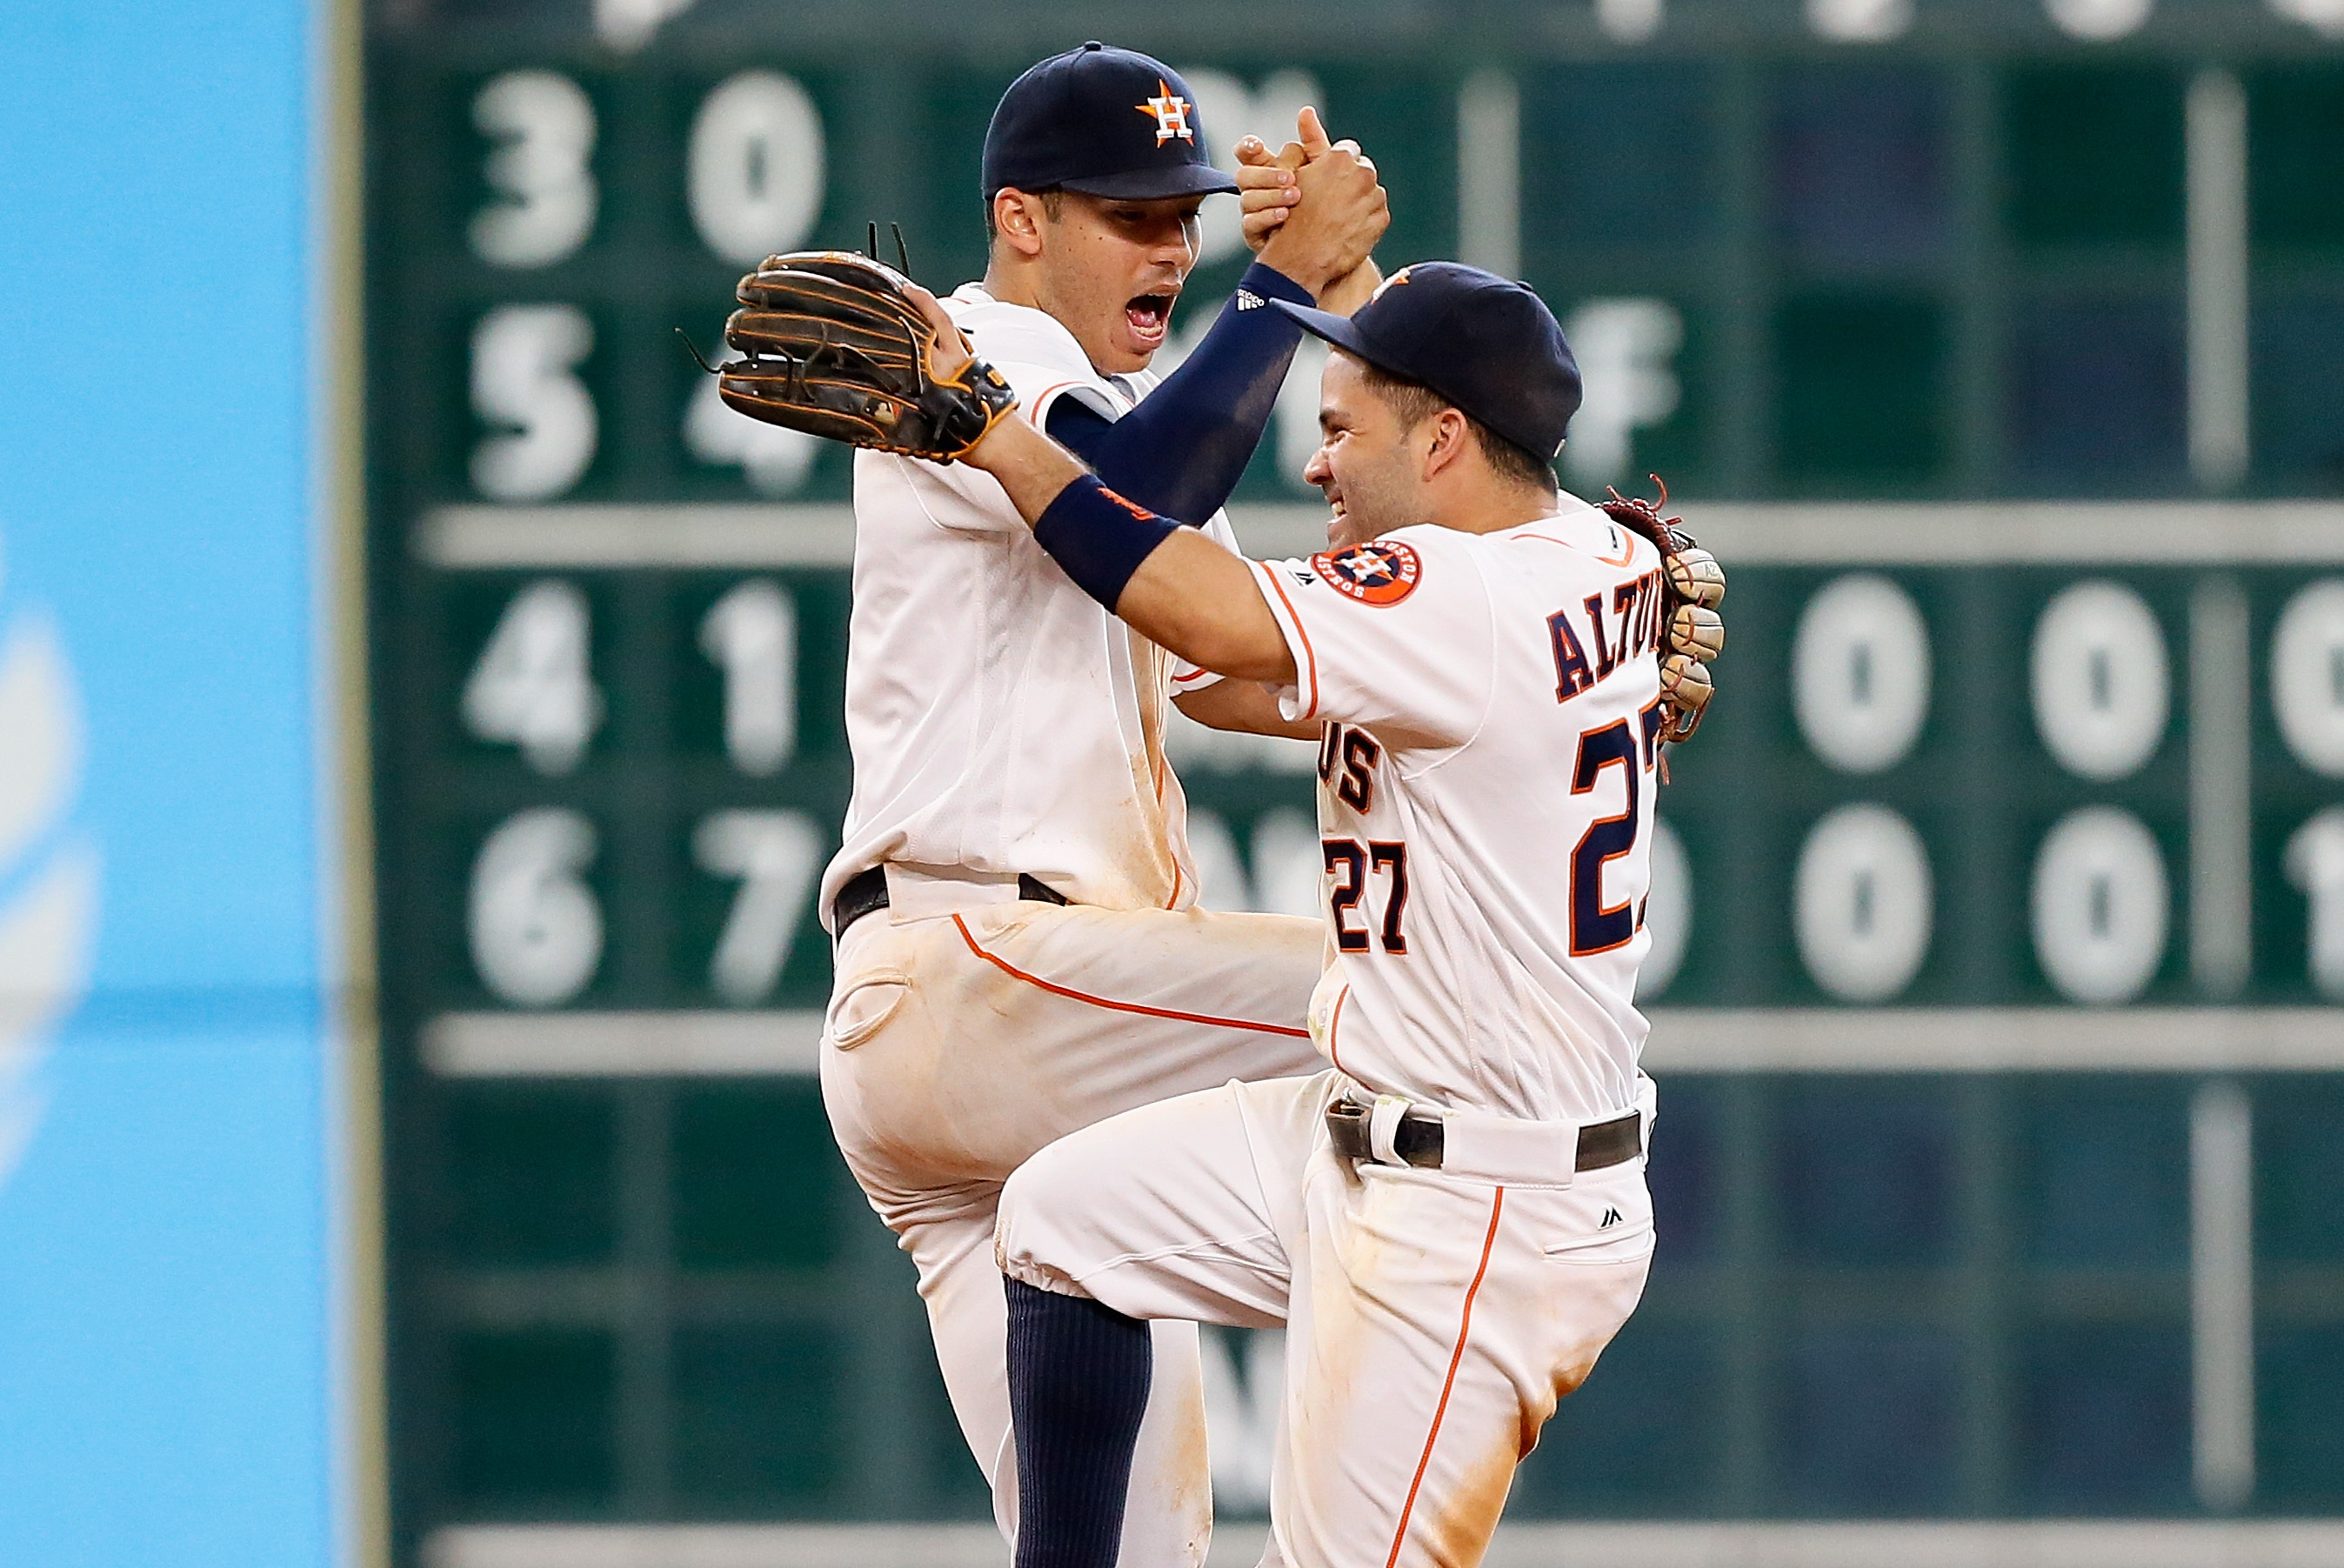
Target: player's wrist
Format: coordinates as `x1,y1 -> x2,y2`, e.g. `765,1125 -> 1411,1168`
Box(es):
956,404 -> 1033,473
1239,259 -> 1314,310
1031,475 -> 1180,612
1252,232 -> 1339,296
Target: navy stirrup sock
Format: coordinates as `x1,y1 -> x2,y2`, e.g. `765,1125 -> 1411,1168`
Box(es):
1005,1276 -> 1153,1568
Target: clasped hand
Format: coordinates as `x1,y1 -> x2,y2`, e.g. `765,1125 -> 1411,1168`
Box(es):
1234,107 -> 1387,310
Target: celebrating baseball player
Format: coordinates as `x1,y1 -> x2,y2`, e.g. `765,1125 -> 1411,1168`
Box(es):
871,263 -> 1723,1568
731,42 -> 1389,1568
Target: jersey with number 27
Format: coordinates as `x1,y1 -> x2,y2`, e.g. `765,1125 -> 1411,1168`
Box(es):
1250,498 -> 1668,1125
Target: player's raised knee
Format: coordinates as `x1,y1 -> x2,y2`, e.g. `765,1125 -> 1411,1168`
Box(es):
994,1131 -> 1105,1295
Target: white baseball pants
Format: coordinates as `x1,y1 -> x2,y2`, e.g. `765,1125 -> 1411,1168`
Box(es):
819,898 -> 1326,1566
995,1071 -> 1655,1568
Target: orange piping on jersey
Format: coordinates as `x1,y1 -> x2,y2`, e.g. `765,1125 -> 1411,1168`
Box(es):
1325,983 -> 1351,1071
1257,563 -> 1320,719
1025,381 -> 1086,425
1513,530 -> 1639,567
950,914 -> 1310,1037
1171,665 -> 1217,685
1385,1186 -> 1507,1568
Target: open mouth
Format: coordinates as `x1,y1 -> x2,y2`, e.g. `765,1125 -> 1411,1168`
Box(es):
1125,293 -> 1174,346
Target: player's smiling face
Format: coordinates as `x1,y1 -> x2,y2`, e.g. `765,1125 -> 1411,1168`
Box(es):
1304,351 -> 1432,549
1006,190 -> 1204,375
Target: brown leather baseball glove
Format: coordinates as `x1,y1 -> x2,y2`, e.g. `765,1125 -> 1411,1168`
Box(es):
714,250 -> 1018,462
1596,477 -> 1726,744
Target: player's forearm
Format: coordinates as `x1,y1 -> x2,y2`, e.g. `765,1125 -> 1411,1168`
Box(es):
965,411 -> 1092,523
963,419 -> 1298,685
1114,531 -> 1297,684
1045,261 -> 1312,525
1314,257 -> 1384,317
1174,678 -> 1320,741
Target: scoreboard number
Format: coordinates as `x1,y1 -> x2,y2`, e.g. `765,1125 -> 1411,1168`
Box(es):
2273,580 -> 2344,774
467,70 -> 598,269
693,809 -> 825,1004
698,579 -> 798,776
685,366 -> 819,496
1794,802 -> 1934,1003
469,805 -> 604,1006
462,579 -> 601,772
2030,581 -> 2169,779
2033,806 -> 2170,1004
470,305 -> 597,502
1642,817 -> 1691,996
2289,809 -> 2344,996
687,71 -> 825,266
1793,574 -> 1930,773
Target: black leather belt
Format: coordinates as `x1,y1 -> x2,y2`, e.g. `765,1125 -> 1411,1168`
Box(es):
1326,1099 -> 1642,1174
831,864 -> 1068,938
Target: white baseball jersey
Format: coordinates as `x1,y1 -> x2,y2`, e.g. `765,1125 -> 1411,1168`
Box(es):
996,497 -> 1673,1568
1248,499 -> 1666,1124
818,282 -> 1332,1567
821,283 -> 1232,926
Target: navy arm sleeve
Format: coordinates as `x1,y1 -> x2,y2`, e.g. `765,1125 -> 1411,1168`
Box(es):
1044,261 -> 1314,526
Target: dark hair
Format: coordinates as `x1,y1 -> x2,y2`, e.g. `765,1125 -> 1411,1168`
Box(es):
984,186 -> 1065,242
1355,358 -> 1558,493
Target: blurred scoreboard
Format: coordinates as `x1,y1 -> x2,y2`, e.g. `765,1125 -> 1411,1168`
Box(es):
389,505 -> 2344,1034
363,0 -> 2344,1554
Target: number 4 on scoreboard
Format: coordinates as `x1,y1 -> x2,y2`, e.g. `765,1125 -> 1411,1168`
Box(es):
463,579 -> 602,774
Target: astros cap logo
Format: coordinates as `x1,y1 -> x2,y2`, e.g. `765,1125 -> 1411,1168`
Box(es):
1137,80 -> 1195,145
1369,266 -> 1413,302
1312,540 -> 1423,606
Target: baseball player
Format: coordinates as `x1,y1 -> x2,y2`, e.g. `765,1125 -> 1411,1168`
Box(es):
813,42 -> 1387,1566
887,262 -> 1723,1568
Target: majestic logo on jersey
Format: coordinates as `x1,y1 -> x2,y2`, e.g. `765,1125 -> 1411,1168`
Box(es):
1136,82 -> 1195,145
1312,541 -> 1422,607
0,524 -> 102,1198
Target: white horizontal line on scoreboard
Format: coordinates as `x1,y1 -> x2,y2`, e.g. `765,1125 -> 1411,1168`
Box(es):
421,1006 -> 2344,1077
423,1010 -> 825,1076
416,500 -> 2344,570
1647,1006 -> 2344,1071
424,1518 -> 2344,1568
417,504 -> 858,568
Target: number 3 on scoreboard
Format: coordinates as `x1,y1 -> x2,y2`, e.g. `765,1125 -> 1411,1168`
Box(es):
1570,720 -> 1640,956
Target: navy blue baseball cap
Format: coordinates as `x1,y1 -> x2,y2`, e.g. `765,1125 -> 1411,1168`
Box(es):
1272,263 -> 1584,461
982,43 -> 1240,203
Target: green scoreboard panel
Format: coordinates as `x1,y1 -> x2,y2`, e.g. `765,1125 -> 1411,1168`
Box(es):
364,2 -> 2344,1560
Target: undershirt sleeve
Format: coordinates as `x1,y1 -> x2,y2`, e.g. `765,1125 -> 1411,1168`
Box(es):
1044,260 -> 1314,526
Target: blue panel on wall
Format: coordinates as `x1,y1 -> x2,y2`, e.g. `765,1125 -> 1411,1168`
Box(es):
0,3 -> 331,1566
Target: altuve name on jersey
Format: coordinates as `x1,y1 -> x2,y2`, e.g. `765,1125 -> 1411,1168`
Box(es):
1548,565 -> 1665,703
